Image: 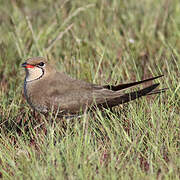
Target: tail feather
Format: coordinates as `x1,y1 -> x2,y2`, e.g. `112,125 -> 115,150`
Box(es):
147,88 -> 168,95
103,75 -> 163,91
99,83 -> 160,108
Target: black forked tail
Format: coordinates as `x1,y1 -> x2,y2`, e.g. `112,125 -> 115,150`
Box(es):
100,83 -> 161,108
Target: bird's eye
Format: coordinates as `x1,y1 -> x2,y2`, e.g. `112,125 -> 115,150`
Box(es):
38,62 -> 45,67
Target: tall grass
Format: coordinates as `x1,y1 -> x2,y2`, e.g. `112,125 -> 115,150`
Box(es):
0,0 -> 179,179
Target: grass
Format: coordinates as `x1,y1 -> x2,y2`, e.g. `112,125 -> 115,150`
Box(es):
0,0 -> 179,179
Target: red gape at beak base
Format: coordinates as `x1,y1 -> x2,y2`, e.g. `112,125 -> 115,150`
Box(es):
25,64 -> 35,68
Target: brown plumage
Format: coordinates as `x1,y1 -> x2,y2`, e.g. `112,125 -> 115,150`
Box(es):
22,57 -> 166,117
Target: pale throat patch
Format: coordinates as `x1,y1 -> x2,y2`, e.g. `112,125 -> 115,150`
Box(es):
25,67 -> 44,82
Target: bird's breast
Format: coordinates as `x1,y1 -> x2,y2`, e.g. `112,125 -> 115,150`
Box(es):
23,81 -> 48,113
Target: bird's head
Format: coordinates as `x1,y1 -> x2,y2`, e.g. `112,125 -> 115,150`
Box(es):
22,57 -> 56,82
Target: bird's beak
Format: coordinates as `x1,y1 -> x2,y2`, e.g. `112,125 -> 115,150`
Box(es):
21,62 -> 27,68
21,62 -> 35,68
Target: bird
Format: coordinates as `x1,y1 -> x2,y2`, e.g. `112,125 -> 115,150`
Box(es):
21,57 -> 166,117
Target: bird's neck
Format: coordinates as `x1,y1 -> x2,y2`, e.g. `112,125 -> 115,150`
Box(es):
25,68 -> 44,82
